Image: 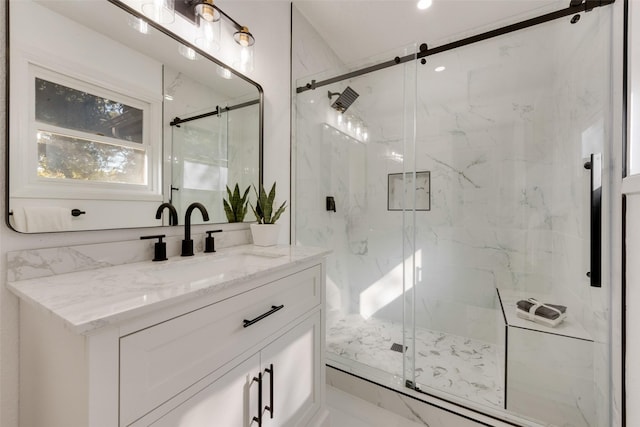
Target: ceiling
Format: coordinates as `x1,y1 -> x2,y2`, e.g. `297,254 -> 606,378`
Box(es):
293,0 -> 568,64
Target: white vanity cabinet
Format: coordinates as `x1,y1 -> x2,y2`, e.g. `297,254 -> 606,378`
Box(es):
12,248 -> 329,427
142,312 -> 321,427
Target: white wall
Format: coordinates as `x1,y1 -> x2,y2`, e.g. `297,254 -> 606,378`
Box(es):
0,1 -> 291,426
625,1 -> 640,425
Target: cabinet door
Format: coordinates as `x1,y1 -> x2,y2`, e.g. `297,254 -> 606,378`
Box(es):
261,312 -> 321,427
147,353 -> 261,427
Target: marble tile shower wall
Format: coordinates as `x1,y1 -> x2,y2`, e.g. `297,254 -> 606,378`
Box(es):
295,9 -> 611,350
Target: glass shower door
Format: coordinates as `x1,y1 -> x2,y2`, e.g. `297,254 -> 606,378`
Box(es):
171,111 -> 228,221
294,45 -> 417,387
406,6 -> 612,426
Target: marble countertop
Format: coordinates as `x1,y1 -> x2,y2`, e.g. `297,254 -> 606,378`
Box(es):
7,244 -> 330,335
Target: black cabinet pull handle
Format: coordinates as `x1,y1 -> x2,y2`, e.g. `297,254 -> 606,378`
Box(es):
252,372 -> 262,426
264,364 -> 274,418
243,305 -> 284,328
585,153 -> 602,287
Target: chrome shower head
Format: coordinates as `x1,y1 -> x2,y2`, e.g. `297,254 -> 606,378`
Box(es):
328,86 -> 359,113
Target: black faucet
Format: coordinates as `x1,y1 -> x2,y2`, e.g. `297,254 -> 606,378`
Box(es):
182,202 -> 210,256
156,202 -> 179,226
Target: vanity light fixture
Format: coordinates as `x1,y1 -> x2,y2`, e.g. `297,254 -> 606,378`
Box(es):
142,0 -> 175,24
196,19 -> 221,51
417,0 -> 433,10
178,44 -> 198,60
128,16 -> 149,34
193,0 -> 220,22
217,65 -> 233,79
181,1 -> 256,72
233,26 -> 255,47
326,109 -> 369,143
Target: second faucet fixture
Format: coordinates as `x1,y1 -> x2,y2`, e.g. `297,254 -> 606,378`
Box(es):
182,202 -> 210,256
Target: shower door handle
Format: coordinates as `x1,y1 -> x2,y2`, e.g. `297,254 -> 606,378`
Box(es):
584,153 -> 601,287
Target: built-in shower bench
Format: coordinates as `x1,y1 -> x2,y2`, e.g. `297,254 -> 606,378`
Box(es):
496,288 -> 597,427
497,288 -> 592,341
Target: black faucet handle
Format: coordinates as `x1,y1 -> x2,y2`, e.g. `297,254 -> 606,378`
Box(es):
140,234 -> 166,242
140,234 -> 168,261
204,229 -> 223,253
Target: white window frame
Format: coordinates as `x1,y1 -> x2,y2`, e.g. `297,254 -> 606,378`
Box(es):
11,54 -> 163,202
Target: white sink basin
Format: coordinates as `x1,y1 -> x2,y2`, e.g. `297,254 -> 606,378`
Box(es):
146,252 -> 285,284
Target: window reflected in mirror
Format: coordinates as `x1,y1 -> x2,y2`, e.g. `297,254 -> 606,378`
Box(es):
35,76 -> 148,185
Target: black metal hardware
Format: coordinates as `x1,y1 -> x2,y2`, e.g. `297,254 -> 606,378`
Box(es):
243,305 -> 284,328
9,209 -> 85,217
204,229 -> 223,253
181,202 -> 210,257
296,0 -> 615,94
571,14 -> 581,23
326,196 -> 336,212
252,372 -> 262,426
405,379 -> 420,391
140,234 -> 168,261
585,153 -> 602,287
155,202 -> 178,226
264,364 -> 274,418
169,99 -> 260,127
170,108 -> 219,127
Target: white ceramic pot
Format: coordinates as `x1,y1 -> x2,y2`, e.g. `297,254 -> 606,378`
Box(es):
250,223 -> 280,247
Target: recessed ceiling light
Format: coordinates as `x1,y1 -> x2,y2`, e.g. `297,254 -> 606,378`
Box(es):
434,66 -> 446,72
417,0 -> 433,10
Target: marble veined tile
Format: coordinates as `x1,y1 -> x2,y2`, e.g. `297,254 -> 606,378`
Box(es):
327,314 -> 504,409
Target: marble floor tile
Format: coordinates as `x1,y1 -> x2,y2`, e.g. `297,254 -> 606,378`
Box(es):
327,314 -> 504,409
327,385 -> 426,427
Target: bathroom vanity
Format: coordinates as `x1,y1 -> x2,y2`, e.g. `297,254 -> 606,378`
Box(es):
8,244 -> 330,427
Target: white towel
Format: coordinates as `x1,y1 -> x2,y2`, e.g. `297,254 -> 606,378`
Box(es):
22,207 -> 73,232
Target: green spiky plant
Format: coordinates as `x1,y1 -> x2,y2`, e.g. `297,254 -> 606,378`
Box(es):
223,184 -> 251,223
250,182 -> 287,224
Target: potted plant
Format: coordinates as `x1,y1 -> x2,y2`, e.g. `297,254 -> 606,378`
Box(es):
223,184 -> 251,223
249,182 -> 287,246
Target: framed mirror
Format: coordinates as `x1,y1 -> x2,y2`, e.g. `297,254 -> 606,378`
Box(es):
7,0 -> 263,233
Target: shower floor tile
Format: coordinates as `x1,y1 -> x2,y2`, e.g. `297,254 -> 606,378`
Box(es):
327,314 -> 504,409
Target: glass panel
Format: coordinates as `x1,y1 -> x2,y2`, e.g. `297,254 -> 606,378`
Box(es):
37,131 -> 146,184
412,6 -> 611,426
171,112 -> 227,224
35,78 -> 144,144
294,45 -> 417,385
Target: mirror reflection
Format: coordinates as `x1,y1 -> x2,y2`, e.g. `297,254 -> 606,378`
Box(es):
8,0 -> 262,233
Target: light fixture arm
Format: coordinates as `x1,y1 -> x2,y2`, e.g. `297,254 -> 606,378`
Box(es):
210,4 -> 243,31
208,3 -> 255,46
